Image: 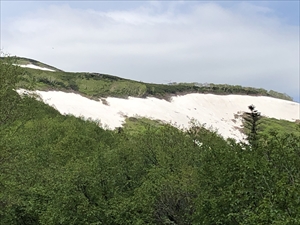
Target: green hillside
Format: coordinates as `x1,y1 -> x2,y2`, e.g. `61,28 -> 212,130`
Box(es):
2,56 -> 293,101
1,56 -> 299,225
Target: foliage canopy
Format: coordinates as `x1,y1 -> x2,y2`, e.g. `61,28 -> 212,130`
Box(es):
1,55 -> 299,224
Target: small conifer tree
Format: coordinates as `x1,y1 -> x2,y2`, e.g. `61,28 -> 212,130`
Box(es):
244,104 -> 261,147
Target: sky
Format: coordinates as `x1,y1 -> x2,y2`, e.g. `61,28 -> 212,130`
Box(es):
1,1 -> 299,102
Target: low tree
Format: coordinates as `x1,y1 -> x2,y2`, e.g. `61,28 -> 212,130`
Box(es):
243,104 -> 261,147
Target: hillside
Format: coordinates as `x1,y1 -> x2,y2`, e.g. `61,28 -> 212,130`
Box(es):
9,56 -> 298,142
3,57 -> 293,101
1,55 -> 300,224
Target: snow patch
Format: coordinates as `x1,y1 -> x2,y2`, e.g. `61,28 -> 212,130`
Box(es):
15,64 -> 55,71
17,89 -> 300,142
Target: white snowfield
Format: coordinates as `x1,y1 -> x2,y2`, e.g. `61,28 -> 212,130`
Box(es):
16,64 -> 55,72
18,90 -> 299,142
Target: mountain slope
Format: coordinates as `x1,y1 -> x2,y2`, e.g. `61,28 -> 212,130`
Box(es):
13,57 -> 299,141
10,57 -> 293,101
3,57 -> 300,225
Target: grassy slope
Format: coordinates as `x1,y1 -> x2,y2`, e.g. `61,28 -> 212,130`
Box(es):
121,117 -> 164,135
258,117 -> 300,137
13,57 -> 293,101
242,115 -> 300,139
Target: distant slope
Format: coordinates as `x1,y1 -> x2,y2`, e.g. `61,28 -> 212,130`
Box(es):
11,56 -> 63,72
12,57 -> 293,101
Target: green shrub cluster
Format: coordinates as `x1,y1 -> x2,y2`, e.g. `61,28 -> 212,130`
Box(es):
1,57 -> 299,224
1,97 -> 299,224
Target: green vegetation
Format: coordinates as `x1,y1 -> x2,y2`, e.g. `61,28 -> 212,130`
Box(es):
258,117 -> 300,137
243,104 -> 262,147
242,106 -> 300,141
1,56 -> 293,101
0,55 -> 26,126
1,56 -> 300,224
10,56 -> 62,72
121,117 -> 164,135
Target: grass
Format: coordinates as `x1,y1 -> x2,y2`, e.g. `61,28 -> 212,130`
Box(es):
243,115 -> 300,139
258,117 -> 300,137
121,117 -> 164,135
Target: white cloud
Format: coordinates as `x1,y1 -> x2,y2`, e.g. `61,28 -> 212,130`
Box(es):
1,2 -> 299,99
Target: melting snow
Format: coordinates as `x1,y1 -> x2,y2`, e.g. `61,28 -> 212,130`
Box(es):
16,64 -> 55,72
17,90 -> 300,142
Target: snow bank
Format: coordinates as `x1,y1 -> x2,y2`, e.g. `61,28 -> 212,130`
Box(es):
19,90 -> 299,142
16,64 -> 55,72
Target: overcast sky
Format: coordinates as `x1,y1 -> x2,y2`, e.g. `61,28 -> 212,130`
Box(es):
1,1 -> 299,101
